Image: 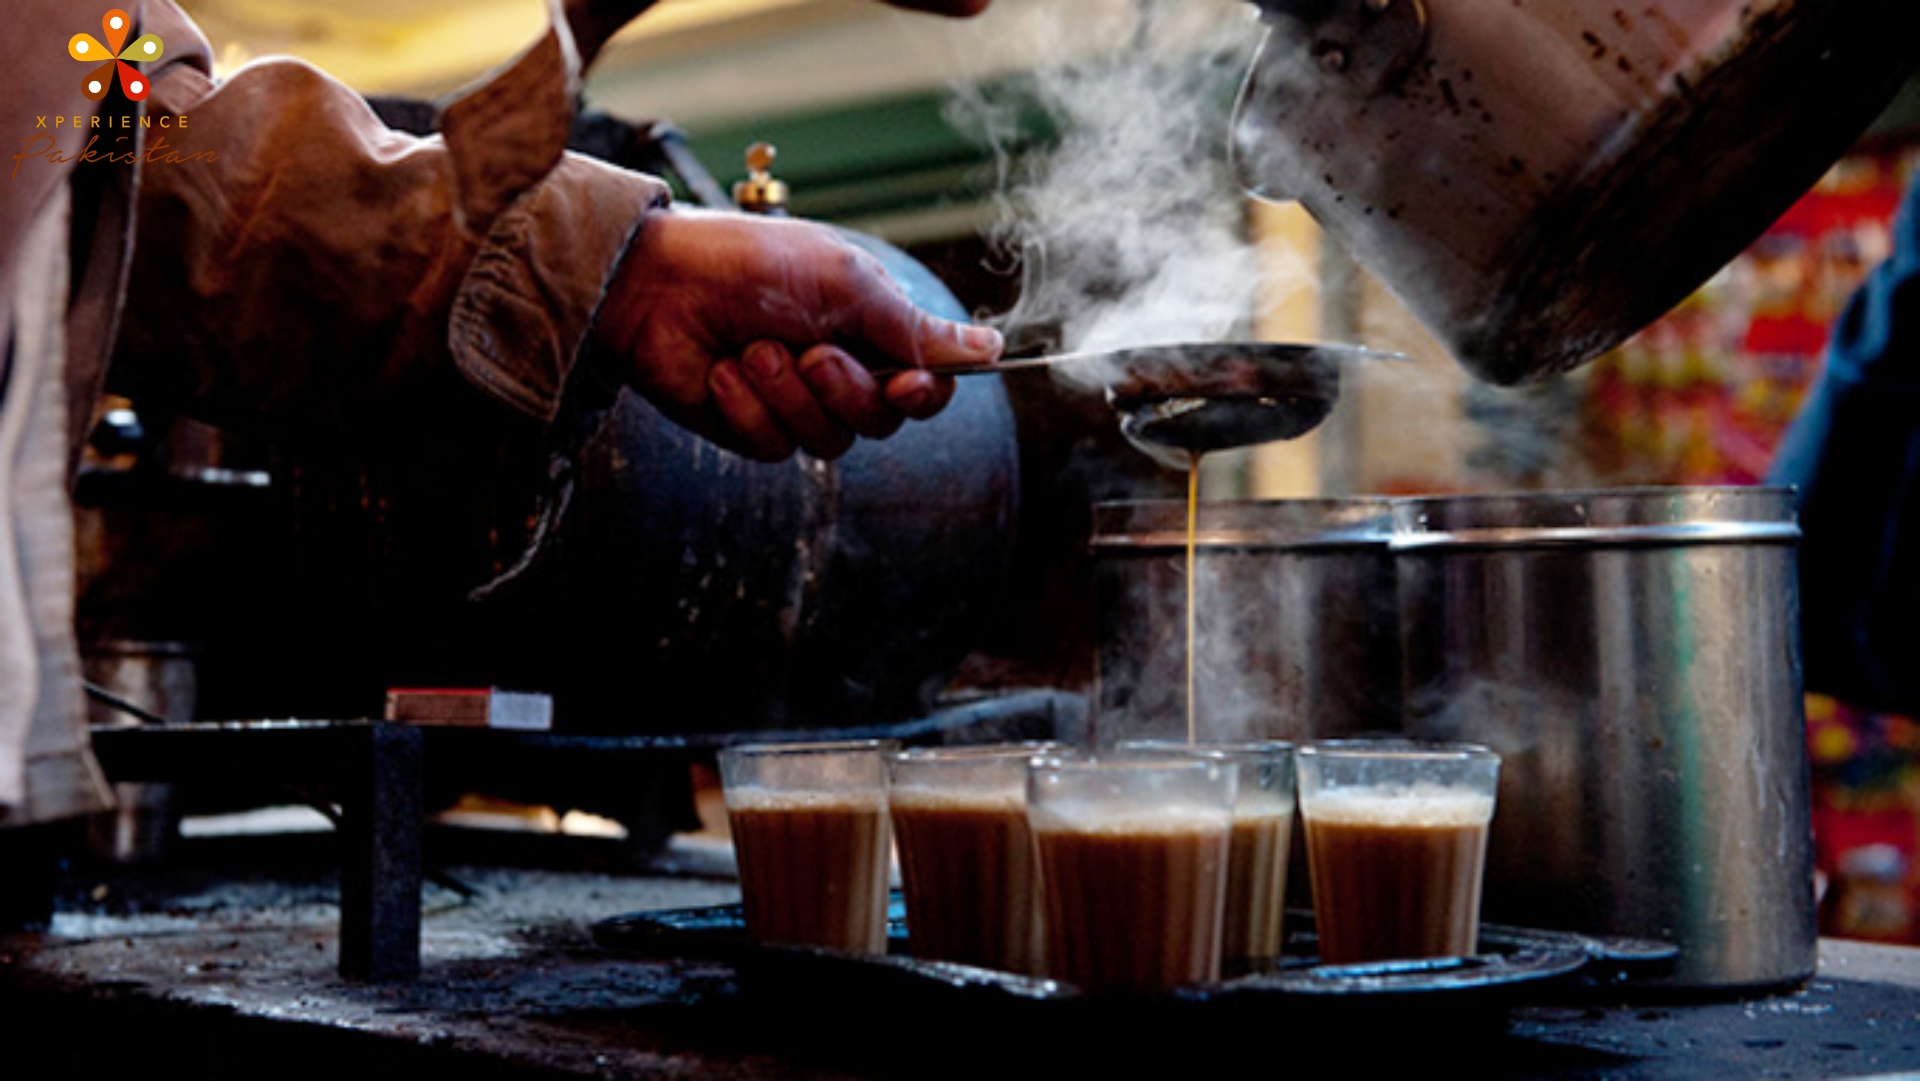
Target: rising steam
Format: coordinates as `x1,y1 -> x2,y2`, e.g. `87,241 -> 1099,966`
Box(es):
946,2 -> 1268,386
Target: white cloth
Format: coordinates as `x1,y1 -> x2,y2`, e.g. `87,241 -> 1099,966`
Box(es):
0,185 -> 113,824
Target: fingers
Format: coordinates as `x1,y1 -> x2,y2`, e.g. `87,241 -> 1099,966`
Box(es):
739,342 -> 856,459
601,208 -> 995,460
882,370 -> 957,421
796,346 -> 905,439
862,290 -> 1005,374
714,342 -> 951,461
813,241 -> 1004,373
708,360 -> 795,462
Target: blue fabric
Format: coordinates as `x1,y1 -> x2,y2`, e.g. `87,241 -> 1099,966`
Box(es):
1769,178 -> 1920,715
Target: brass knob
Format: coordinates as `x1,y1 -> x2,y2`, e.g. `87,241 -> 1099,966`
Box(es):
733,141 -> 790,215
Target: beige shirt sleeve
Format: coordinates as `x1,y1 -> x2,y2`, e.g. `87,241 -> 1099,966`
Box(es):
113,5 -> 670,435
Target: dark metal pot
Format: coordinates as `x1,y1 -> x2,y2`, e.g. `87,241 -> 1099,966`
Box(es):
536,375 -> 1019,733
477,233 -> 1024,733
1393,487 -> 1815,992
133,232 -> 1025,736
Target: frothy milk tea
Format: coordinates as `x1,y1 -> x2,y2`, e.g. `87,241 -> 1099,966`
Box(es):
1028,756 -> 1237,994
1034,808 -> 1229,992
1226,806 -> 1291,966
1304,782 -> 1494,964
890,788 -> 1045,974
727,790 -> 893,955
719,741 -> 896,956
1117,740 -> 1295,974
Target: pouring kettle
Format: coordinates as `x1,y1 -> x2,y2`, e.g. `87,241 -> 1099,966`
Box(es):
1231,0 -> 1919,385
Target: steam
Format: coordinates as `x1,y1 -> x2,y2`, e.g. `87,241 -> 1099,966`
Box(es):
946,2 -> 1268,386
939,3 -> 1341,748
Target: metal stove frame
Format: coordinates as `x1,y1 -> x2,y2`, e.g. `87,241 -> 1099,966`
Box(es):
87,689 -> 1084,982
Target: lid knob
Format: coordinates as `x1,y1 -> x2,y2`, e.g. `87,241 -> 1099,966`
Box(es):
733,141 -> 790,215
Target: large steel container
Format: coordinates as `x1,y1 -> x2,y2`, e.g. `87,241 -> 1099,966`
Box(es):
1393,487 -> 1815,992
1090,498 -> 1401,748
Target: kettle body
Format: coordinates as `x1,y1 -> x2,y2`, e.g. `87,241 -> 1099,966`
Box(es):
1232,0 -> 1919,384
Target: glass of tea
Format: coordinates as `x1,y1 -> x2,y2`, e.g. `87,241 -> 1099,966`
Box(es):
718,739 -> 898,956
1118,740 -> 1296,975
1295,740 -> 1500,965
885,742 -> 1062,975
1026,751 -> 1238,993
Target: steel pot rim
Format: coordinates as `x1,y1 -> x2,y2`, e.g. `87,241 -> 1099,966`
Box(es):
1388,485 -> 1799,551
1091,496 -> 1397,552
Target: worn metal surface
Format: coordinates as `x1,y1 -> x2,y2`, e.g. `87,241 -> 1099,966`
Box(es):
3,842 -> 1919,1079
83,691 -> 1086,982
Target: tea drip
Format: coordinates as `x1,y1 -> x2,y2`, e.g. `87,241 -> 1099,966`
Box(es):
1088,341 -> 1397,742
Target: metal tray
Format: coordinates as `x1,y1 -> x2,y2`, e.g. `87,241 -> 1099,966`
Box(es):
592,893 -> 1676,1017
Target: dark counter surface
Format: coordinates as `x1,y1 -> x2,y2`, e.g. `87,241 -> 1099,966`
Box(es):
3,826 -> 1917,1080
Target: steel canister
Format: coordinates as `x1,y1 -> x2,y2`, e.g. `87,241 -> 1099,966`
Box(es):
1393,487 -> 1814,992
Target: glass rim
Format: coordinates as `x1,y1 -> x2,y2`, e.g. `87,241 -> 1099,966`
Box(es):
1296,738 -> 1497,763
1029,750 -> 1230,776
885,740 -> 1066,763
1115,738 -> 1296,758
718,738 -> 898,762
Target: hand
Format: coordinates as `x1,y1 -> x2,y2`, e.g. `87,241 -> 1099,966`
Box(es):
596,207 -> 1004,461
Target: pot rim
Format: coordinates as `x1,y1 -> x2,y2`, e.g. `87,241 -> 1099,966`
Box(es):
1091,496 -> 1397,552
1389,485 -> 1799,552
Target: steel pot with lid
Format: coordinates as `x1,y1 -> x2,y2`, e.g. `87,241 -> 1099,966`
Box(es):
1090,498 -> 1401,749
1393,487 -> 1814,992
1230,0 -> 1919,385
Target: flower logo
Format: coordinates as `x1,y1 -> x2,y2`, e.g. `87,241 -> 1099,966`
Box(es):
69,9 -> 164,103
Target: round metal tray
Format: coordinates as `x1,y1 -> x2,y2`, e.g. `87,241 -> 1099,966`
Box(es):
592,893 -> 1675,1015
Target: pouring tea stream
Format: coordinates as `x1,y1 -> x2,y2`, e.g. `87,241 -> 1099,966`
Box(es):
932,339 -> 1401,740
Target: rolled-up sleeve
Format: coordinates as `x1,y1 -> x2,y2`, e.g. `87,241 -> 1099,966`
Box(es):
112,6 -> 669,435
449,154 -> 664,422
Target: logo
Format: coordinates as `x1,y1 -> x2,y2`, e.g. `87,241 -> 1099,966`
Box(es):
68,8 -> 163,102
10,7 -> 209,178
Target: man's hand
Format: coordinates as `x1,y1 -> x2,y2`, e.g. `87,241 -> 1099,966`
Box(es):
595,207 -> 1004,461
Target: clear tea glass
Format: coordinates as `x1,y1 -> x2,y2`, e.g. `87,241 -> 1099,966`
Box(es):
1120,740 -> 1295,974
718,739 -> 897,955
1027,752 -> 1237,993
885,742 -> 1060,975
1296,740 -> 1499,964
